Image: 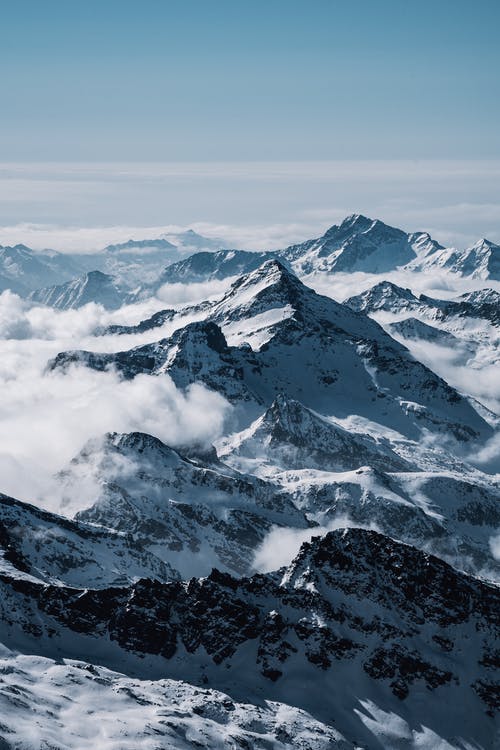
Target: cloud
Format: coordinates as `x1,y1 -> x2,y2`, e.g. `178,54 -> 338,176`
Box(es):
387,334 -> 500,416
0,362 -> 231,508
156,278 -> 234,306
1,160 -> 500,252
489,532 -> 500,562
0,295 -> 233,509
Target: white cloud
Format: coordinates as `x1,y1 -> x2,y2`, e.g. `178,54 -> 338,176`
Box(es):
156,278 -> 235,306
253,516 -> 382,573
0,295 -> 232,509
489,532 -> 500,562
1,160 -> 500,252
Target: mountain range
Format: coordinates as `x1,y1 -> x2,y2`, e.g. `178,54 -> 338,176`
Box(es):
0,216 -> 499,748
1,215 -> 499,310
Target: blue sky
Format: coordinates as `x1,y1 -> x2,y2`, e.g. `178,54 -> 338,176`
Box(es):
2,0 -> 499,161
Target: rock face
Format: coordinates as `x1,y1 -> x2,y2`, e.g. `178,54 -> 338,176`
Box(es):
0,528 -> 498,748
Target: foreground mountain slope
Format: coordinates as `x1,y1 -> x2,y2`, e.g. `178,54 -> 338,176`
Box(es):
0,647 -> 352,750
50,260 -> 493,442
0,528 -> 497,749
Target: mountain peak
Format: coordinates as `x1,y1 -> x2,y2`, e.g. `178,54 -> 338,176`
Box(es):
338,213 -> 374,230
85,269 -> 113,281
471,237 -> 499,251
345,280 -> 419,313
223,258 -> 301,301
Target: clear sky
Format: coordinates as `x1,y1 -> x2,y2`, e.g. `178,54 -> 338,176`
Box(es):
2,0 -> 499,161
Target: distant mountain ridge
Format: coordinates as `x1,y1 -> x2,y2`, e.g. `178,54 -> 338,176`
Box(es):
29,270 -> 127,310
4,215 -> 499,310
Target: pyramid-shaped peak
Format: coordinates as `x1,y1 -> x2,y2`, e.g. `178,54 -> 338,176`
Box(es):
227,258 -> 301,295
367,280 -> 416,296
340,213 -> 374,229
245,257 -> 292,277
265,393 -> 311,420
345,280 -> 418,312
470,237 -> 499,251
320,214 -> 373,239
320,215 -> 408,250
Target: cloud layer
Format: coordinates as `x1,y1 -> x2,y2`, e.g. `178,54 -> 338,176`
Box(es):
0,292 -> 232,508
1,160 -> 500,250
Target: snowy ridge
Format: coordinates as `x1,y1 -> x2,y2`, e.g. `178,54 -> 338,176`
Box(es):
50,260 -> 494,442
0,528 -> 498,749
56,430 -> 309,579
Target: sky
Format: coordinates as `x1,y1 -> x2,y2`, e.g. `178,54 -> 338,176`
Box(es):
2,0 -> 500,162
1,1 -> 499,243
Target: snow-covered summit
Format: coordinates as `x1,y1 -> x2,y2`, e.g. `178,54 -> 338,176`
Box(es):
345,280 -> 421,314
415,237 -> 500,279
282,214 -> 439,274
222,394 -> 409,473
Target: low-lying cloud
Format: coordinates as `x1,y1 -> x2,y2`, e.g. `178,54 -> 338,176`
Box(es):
0,296 -> 232,509
253,516 -> 382,573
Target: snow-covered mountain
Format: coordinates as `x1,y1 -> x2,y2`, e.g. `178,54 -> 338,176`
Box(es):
55,430 -> 309,579
29,270 -> 127,310
220,394 -> 411,473
0,243 -> 84,295
3,217 -> 499,310
2,217 -> 500,749
50,260 -> 493,441
131,215 -> 444,290
346,280 -> 500,328
0,526 -> 498,748
0,232 -> 221,303
280,214 -> 443,274
123,216 -> 500,295
413,237 -> 500,279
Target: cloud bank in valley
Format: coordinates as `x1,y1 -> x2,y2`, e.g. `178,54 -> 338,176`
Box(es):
0,292 -> 232,509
